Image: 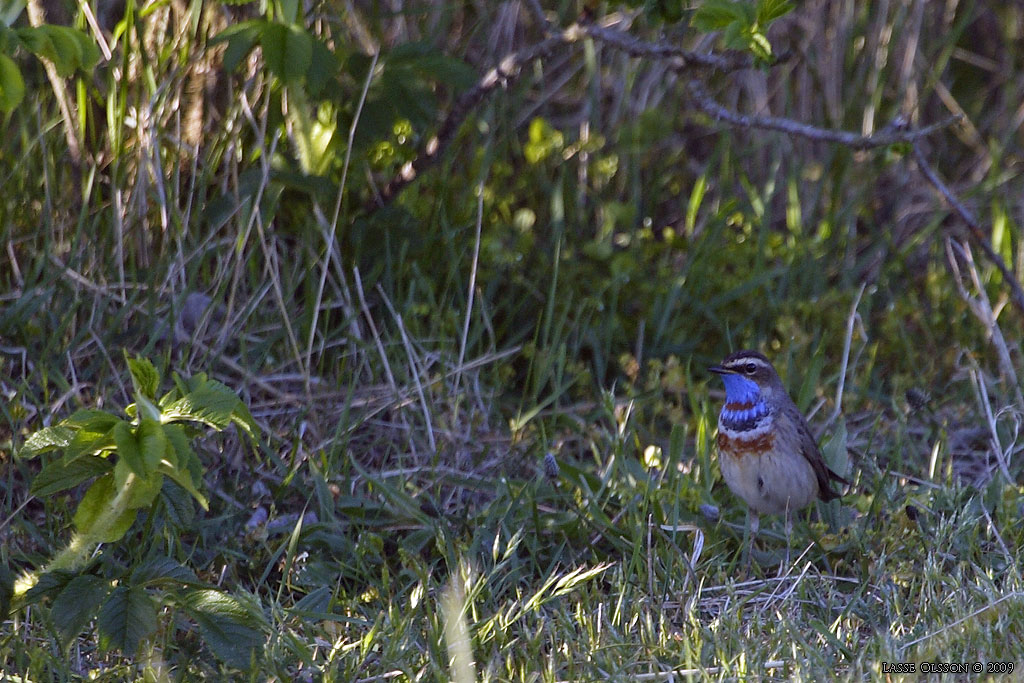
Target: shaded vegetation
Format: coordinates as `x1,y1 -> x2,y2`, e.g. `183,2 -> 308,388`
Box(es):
2,0 -> 1024,679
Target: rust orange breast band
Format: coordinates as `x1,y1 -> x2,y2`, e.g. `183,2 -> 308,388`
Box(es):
717,430 -> 775,457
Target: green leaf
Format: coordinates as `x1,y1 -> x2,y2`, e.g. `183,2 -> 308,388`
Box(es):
212,19 -> 265,72
98,585 -> 158,655
158,478 -> 200,526
181,589 -> 265,670
163,423 -> 199,481
282,24 -> 313,86
162,378 -> 255,437
305,38 -> 337,96
30,454 -> 112,497
112,420 -> 146,478
52,574 -> 112,646
125,355 -> 161,400
0,562 -> 13,618
722,21 -> 745,50
757,0 -> 795,25
259,21 -> 287,82
20,424 -> 75,458
685,173 -> 708,234
64,417 -> 120,462
15,26 -> 56,64
130,556 -> 200,587
24,568 -> 76,604
157,459 -> 207,510
64,409 -> 120,432
114,458 -> 164,509
73,474 -> 138,542
138,419 -> 169,473
32,25 -> 82,76
691,0 -> 744,31
66,23 -> 100,70
389,42 -> 476,91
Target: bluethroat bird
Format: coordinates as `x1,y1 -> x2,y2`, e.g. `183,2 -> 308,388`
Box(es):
709,350 -> 849,556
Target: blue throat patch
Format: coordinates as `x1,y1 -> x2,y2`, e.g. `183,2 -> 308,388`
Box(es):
718,374 -> 769,431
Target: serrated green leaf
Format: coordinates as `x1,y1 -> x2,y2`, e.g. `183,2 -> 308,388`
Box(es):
64,409 -> 120,432
64,418 -> 120,462
112,420 -> 146,478
134,394 -> 163,422
73,474 -> 138,542
98,585 -> 158,655
24,568 -> 77,604
181,589 -> 265,669
130,556 -> 200,587
20,424 -> 75,457
52,574 -> 112,645
114,458 -> 163,509
30,454 -> 111,497
125,355 -> 160,400
158,460 -> 207,510
159,477 -> 200,526
161,379 -> 248,432
161,423 -> 192,472
138,419 -> 168,473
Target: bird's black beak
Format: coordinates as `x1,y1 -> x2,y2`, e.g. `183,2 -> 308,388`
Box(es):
708,364 -> 731,375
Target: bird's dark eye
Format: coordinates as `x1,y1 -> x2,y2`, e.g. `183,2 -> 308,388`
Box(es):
744,363 -> 757,374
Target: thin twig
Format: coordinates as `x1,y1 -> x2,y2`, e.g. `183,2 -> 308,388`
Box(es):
455,184 -> 485,416
900,591 -> 1024,651
368,33 -> 566,210
823,283 -> 866,434
945,238 -> 1024,410
914,143 -> 1024,314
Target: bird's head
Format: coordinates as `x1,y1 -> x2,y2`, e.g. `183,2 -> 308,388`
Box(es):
708,350 -> 784,405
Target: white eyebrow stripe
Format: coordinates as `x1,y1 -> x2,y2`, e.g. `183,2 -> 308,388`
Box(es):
725,357 -> 771,370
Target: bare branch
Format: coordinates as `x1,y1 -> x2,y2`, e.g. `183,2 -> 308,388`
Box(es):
367,33 -> 566,211
366,19 -> 751,212
686,80 -> 961,149
583,22 -> 751,71
366,16 -> 960,215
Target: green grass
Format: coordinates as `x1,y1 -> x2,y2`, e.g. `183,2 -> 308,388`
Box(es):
3,0 -> 1024,680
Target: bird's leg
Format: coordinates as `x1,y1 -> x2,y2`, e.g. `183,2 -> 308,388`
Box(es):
743,509 -> 759,574
782,510 -> 793,572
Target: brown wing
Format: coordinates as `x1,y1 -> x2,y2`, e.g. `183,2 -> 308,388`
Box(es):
791,405 -> 851,501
